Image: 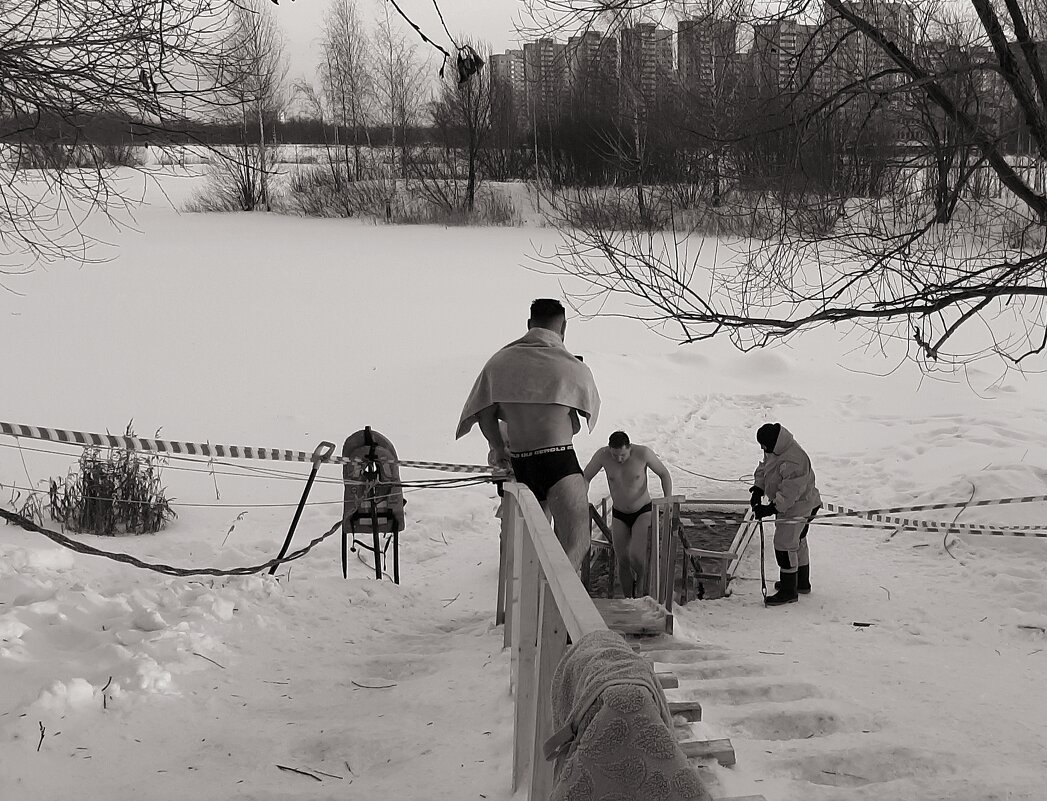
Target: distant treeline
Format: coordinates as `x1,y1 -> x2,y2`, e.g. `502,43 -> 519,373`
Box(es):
0,112 -> 435,148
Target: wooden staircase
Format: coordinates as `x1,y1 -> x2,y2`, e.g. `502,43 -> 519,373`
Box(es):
626,633 -> 765,801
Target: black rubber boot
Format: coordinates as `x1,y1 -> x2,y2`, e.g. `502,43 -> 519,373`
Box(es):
775,565 -> 811,594
797,564 -> 811,594
765,571 -> 799,606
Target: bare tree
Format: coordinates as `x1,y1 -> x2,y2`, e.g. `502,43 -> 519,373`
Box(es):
0,0 -> 243,270
219,0 -> 288,212
430,42 -> 494,212
526,0 -> 1047,369
319,0 -> 373,181
373,3 -> 429,180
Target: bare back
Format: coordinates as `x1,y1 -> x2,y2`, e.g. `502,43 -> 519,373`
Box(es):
594,445 -> 655,512
499,402 -> 581,452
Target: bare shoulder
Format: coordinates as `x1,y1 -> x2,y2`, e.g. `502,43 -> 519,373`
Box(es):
635,444 -> 656,461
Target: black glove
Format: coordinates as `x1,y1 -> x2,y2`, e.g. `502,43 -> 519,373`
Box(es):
749,486 -> 763,509
753,502 -> 777,520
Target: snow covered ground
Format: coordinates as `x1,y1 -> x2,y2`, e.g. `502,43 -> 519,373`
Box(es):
2,168 -> 1046,800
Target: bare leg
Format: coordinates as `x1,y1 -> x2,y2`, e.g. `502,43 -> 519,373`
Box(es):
628,511 -> 652,597
610,515 -> 634,598
545,473 -> 590,572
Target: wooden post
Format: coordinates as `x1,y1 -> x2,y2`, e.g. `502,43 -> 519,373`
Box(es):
530,580 -> 567,801
647,503 -> 661,599
496,495 -> 511,626
512,529 -> 541,792
662,500 -> 681,612
507,495 -> 522,681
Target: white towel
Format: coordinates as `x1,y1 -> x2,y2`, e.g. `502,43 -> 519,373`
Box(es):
456,327 -> 600,439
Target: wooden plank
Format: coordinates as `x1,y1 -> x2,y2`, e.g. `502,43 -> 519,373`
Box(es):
530,581 -> 567,801
589,503 -> 614,542
592,596 -> 668,636
627,636 -> 706,651
728,512 -> 758,578
655,672 -> 679,689
641,647 -> 732,664
653,661 -> 768,681
683,547 -> 738,560
680,499 -> 749,507
511,528 -> 541,792
496,498 -> 511,626
677,737 -> 736,766
663,687 -> 703,720
507,484 -> 607,641
506,496 -> 522,669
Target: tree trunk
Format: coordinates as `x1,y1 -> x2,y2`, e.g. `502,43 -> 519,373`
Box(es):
467,145 -> 477,212
258,106 -> 269,212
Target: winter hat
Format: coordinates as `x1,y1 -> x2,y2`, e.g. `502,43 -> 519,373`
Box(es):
756,423 -> 781,452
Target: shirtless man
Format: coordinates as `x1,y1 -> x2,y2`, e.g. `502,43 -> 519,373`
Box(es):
458,299 -> 600,571
583,431 -> 673,598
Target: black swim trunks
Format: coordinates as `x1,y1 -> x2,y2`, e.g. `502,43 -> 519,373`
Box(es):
509,445 -> 582,503
612,502 -> 653,528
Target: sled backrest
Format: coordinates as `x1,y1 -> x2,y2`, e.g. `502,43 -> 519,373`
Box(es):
341,426 -> 406,533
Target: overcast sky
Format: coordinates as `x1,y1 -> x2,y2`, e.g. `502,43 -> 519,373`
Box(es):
272,0 -> 527,83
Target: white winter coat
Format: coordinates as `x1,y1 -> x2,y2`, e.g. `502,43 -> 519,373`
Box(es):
753,426 -> 821,515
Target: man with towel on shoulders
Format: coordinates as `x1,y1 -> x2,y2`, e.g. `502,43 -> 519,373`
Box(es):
457,298 -> 601,571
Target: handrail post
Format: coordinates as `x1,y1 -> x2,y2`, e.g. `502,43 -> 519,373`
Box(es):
506,494 -> 522,674
496,494 -> 513,626
647,501 -> 661,599
530,579 -> 567,801
512,527 -> 541,792
495,482 -> 611,798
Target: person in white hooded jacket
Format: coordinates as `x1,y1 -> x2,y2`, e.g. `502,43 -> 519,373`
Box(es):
750,423 -> 821,606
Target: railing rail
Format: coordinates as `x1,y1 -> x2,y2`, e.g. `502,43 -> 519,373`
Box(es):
496,482 -> 608,801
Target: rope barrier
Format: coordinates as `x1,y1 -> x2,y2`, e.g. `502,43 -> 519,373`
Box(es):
0,421 -> 493,475
0,504 -> 353,576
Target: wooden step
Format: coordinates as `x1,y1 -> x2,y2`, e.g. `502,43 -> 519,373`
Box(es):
642,648 -> 733,664
593,596 -> 670,636
677,736 -> 736,766
653,660 -> 769,681
663,687 -> 703,721
655,672 -> 679,689
627,636 -> 715,651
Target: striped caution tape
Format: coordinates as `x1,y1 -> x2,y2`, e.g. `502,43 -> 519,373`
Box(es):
754,500 -> 1047,537
0,421 -> 492,475
818,499 -> 1047,534
811,519 -> 1047,538
824,495 -> 1047,515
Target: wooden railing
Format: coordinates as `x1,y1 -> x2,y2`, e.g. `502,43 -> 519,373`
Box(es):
495,482 -> 608,801
647,495 -> 686,608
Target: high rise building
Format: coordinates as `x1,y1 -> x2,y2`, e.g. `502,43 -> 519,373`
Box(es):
490,50 -> 527,129
678,17 -> 737,94
523,38 -> 569,126
750,20 -> 818,95
566,31 -> 620,116
620,22 -> 675,111
816,0 -> 917,97
491,50 -> 526,97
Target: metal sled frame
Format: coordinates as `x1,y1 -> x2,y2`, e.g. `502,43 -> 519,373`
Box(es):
341,426 -> 404,584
